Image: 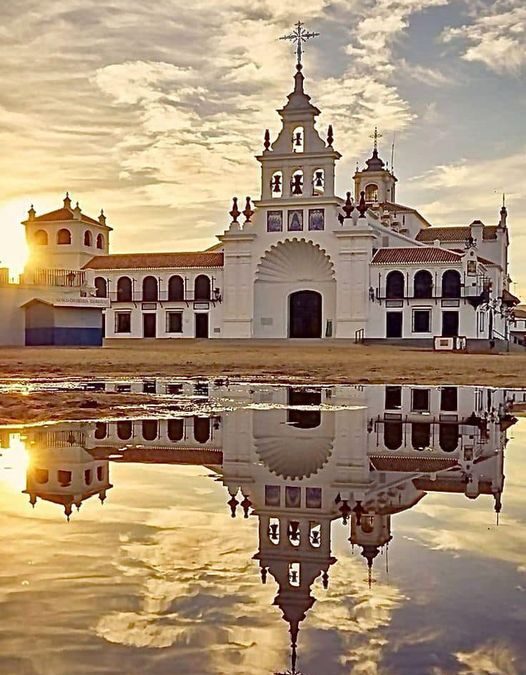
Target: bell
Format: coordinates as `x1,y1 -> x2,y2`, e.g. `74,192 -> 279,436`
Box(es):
290,570 -> 298,584
294,131 -> 302,147
272,175 -> 282,193
314,171 -> 324,188
292,175 -> 303,195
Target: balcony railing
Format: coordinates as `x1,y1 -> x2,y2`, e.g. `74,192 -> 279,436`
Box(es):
373,287 -> 489,302
20,268 -> 86,288
108,291 -> 221,304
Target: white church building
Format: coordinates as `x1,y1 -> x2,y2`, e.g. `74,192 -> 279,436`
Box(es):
0,54 -> 521,348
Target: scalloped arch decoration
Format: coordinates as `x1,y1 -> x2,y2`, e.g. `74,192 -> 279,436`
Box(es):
256,238 -> 335,283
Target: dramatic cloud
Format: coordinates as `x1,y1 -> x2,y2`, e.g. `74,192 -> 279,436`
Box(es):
442,1 -> 526,75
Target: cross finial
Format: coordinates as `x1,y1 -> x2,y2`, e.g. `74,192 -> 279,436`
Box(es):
370,126 -> 383,151
280,21 -> 319,67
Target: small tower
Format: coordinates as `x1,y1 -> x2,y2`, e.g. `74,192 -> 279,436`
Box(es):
22,193 -> 112,272
353,129 -> 397,205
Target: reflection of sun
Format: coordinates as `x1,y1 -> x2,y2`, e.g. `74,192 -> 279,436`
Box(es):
0,199 -> 29,274
0,433 -> 30,491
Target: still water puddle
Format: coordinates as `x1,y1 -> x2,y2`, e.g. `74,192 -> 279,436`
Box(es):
0,382 -> 525,674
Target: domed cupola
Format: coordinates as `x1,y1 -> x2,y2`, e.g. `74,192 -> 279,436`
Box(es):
354,128 -> 397,205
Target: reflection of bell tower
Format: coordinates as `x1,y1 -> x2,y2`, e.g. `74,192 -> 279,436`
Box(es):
255,512 -> 336,674
349,511 -> 392,586
353,129 -> 397,206
23,426 -> 112,520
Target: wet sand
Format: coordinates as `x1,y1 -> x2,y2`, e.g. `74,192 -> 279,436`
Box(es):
0,341 -> 525,424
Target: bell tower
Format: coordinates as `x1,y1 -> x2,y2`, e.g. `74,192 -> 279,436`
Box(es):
353,128 -> 397,205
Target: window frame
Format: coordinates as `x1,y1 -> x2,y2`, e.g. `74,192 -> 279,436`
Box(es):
166,311 -> 183,334
412,308 -> 432,334
115,311 -> 132,334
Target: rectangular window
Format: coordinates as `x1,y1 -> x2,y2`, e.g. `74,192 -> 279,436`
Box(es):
308,208 -> 325,231
478,311 -> 485,333
287,209 -> 303,231
115,312 -> 131,333
267,210 -> 283,232
166,312 -> 183,333
441,387 -> 458,411
306,487 -> 322,508
413,309 -> 431,333
285,486 -> 301,508
412,388 -> 430,413
385,385 -> 402,410
265,485 -> 281,507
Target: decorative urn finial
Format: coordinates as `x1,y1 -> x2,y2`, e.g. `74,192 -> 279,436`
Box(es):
342,192 -> 354,219
264,129 -> 271,151
98,209 -> 106,225
63,192 -> 72,208
327,124 -> 334,146
229,197 -> 240,223
243,196 -> 254,223
358,191 -> 367,218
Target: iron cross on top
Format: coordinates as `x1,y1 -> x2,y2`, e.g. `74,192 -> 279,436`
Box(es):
280,21 -> 320,66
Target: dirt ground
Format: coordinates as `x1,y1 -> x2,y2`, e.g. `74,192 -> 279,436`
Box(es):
0,340 -> 525,384
0,341 -> 525,425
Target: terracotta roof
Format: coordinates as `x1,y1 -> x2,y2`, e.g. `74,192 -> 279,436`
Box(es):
371,456 -> 458,473
416,225 -> 498,242
514,306 -> 526,319
83,251 -> 224,270
371,247 -> 462,265
502,288 -> 521,305
91,447 -> 223,465
31,207 -> 102,227
413,478 -> 493,495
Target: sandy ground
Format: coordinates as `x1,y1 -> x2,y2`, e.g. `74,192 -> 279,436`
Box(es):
0,341 -> 525,424
0,340 -> 525,384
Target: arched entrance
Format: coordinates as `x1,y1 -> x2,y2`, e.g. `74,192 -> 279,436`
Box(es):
289,291 -> 322,338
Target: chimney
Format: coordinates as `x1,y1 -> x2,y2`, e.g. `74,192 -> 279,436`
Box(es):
98,209 -> 106,226
73,202 -> 82,220
63,192 -> 72,209
469,219 -> 484,247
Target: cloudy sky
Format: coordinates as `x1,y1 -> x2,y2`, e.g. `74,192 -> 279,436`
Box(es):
0,0 -> 525,295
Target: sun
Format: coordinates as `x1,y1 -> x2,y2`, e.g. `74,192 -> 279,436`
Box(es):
0,199 -> 29,275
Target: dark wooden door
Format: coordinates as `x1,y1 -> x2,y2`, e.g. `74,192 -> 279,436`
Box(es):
143,313 -> 156,338
289,291 -> 322,338
195,313 -> 209,338
386,312 -> 403,338
442,311 -> 459,337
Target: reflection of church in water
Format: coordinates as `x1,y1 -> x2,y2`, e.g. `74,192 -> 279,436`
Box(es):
11,383 -> 519,674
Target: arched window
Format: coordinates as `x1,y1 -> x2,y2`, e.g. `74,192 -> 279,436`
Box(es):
292,126 -> 304,152
414,270 -> 433,299
57,228 -> 72,245
411,422 -> 431,450
33,468 -> 49,484
439,424 -> 459,452
271,170 -> 283,198
442,270 -> 461,298
94,422 -> 107,439
142,420 -> 158,441
312,168 -> 325,196
194,275 -> 210,301
384,421 -> 402,450
291,169 -> 303,195
84,230 -> 93,246
386,271 -> 405,299
117,420 -> 132,440
85,469 -> 93,486
365,184 -> 379,202
96,465 -> 105,481
167,419 -> 184,442
33,229 -> 48,245
96,233 -> 105,250
194,417 -> 210,443
94,277 -> 107,298
168,275 -> 184,301
117,276 -> 132,302
142,276 -> 158,302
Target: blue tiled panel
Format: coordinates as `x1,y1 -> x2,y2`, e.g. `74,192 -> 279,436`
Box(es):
25,327 -> 102,346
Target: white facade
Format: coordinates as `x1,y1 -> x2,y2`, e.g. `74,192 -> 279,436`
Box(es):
1,61 -> 521,347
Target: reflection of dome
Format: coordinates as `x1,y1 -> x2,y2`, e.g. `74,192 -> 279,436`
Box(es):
256,435 -> 332,480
